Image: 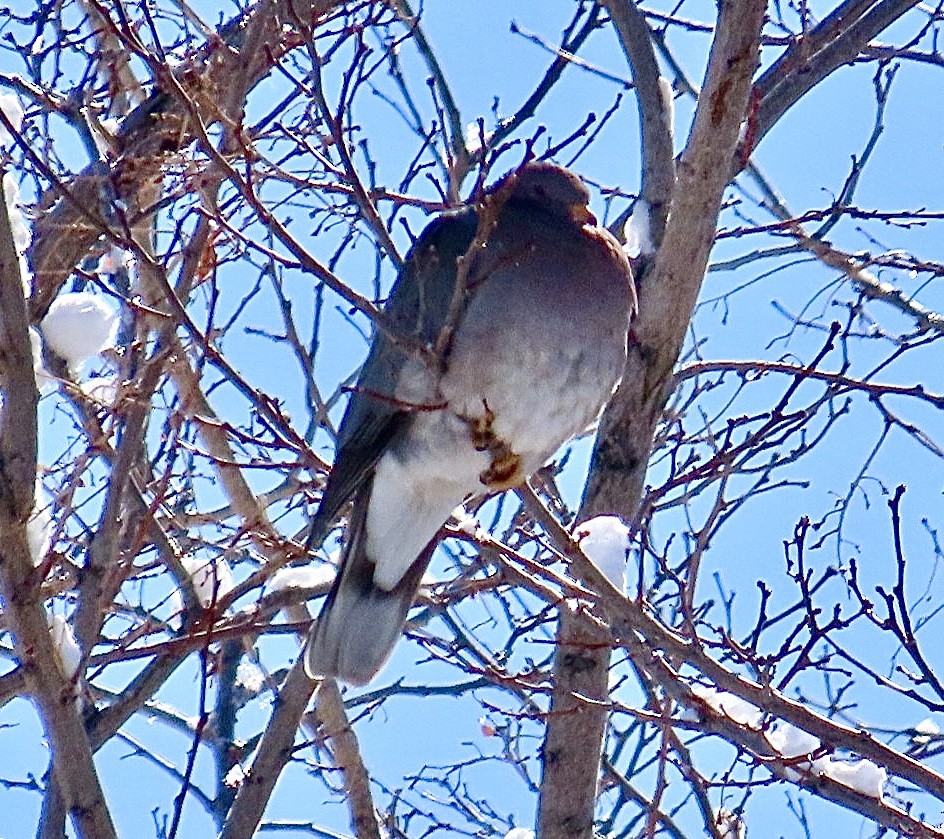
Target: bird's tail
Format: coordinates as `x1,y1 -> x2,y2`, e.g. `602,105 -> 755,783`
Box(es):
304,485 -> 433,685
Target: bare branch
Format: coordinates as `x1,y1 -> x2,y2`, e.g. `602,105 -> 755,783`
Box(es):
602,0 -> 676,244
26,0 -> 344,318
220,657 -> 316,839
0,179 -> 117,838
754,0 -> 921,147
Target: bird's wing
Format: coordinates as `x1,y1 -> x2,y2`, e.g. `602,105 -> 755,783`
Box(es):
305,475 -> 438,684
308,206 -> 479,545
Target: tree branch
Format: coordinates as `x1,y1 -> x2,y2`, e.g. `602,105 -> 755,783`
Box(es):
25,0 -> 343,320
753,0 -> 920,148
585,0 -> 768,516
308,678 -> 382,839
219,656 -> 317,839
526,490 -> 944,838
602,0 -> 676,244
537,3 -> 766,836
0,180 -> 117,838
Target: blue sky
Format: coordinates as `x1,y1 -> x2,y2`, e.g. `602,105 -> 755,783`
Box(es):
1,0 -> 943,836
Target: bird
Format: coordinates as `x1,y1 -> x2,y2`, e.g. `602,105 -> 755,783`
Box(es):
304,161 -> 636,685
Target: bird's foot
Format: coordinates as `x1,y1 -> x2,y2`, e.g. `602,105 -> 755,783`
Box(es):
480,445 -> 523,491
468,401 -> 498,451
462,400 -> 524,490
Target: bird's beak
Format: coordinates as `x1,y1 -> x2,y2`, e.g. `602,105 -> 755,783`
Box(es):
570,204 -> 597,226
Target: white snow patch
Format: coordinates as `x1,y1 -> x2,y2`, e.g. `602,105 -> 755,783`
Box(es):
41,292 -> 118,370
813,756 -> 887,798
767,730 -> 887,799
81,374 -> 120,408
3,173 -> 31,254
576,515 -> 630,591
503,829 -> 534,839
464,120 -> 492,156
29,328 -> 55,391
182,556 -> 233,608
657,76 -> 675,137
3,174 -> 32,295
48,613 -> 82,679
623,199 -> 653,258
27,504 -> 52,566
0,93 -> 24,147
267,563 -> 335,593
913,717 -> 941,745
690,684 -> 763,728
17,255 -> 32,295
223,763 -> 246,788
766,722 -> 820,759
451,505 -> 482,537
716,809 -> 744,839
235,659 -> 265,693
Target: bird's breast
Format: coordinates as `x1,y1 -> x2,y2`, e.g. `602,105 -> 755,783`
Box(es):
440,285 -> 627,483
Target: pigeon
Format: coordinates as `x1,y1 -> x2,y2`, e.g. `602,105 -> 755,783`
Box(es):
305,161 -> 636,684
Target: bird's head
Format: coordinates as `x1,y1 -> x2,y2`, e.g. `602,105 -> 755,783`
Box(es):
499,162 -> 597,226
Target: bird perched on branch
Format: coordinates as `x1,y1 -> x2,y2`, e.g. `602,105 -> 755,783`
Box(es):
305,161 -> 636,685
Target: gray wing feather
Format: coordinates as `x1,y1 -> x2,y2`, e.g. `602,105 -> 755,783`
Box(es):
304,477 -> 435,684
305,209 -> 478,682
307,208 -> 478,548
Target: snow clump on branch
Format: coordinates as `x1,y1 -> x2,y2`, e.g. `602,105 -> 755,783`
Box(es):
688,687 -> 888,798
29,328 -> 55,391
575,515 -> 630,591
47,613 -> 81,679
182,556 -> 234,608
41,292 -> 119,372
766,721 -> 821,759
27,502 -> 52,566
689,684 -> 765,728
812,757 -> 887,798
3,172 -> 33,294
3,173 -> 30,253
267,563 -> 336,593
0,93 -> 24,145
623,199 -> 654,258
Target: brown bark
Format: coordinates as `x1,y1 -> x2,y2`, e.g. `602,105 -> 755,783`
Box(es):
537,1 -> 768,836
0,175 -> 117,838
